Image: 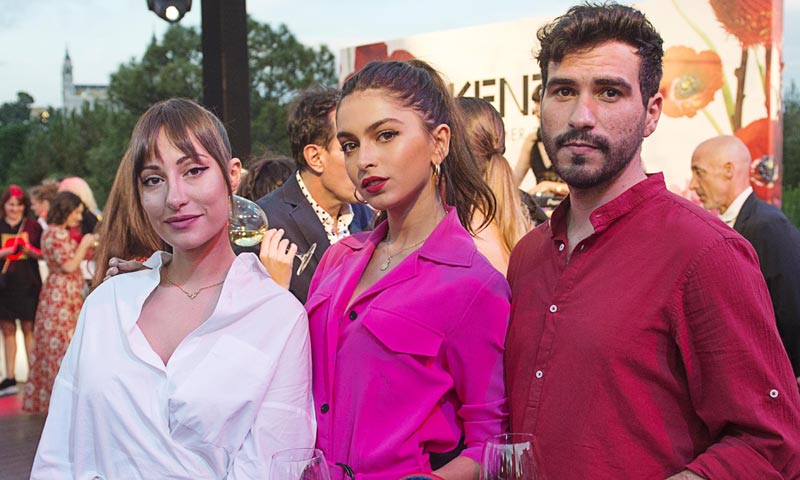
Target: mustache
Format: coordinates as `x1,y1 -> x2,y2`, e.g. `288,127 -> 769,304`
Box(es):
555,130 -> 610,153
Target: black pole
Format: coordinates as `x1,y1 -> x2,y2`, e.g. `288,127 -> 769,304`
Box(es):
201,0 -> 251,160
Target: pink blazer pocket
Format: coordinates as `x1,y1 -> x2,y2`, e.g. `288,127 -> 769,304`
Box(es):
361,306 -> 443,357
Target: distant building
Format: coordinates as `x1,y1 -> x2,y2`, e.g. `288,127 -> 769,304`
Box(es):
62,49 -> 108,113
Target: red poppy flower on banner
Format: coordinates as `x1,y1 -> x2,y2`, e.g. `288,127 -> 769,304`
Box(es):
659,46 -> 723,118
709,0 -> 773,47
353,42 -> 415,72
735,117 -> 781,204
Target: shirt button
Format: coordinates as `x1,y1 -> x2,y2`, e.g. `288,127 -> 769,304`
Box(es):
558,243 -> 565,252
535,370 -> 543,379
549,304 -> 558,313
320,403 -> 330,413
348,311 -> 357,321
769,389 -> 779,398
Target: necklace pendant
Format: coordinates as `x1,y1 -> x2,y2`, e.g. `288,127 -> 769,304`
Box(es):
187,291 -> 199,299
379,258 -> 391,271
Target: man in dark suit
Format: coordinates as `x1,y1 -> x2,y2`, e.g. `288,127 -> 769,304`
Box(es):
255,87 -> 373,303
691,135 -> 800,383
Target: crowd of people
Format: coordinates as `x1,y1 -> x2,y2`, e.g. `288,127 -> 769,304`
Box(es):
1,3 -> 799,479
0,176 -> 101,403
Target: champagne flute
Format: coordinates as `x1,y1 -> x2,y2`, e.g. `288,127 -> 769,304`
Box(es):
480,433 -> 540,480
269,448 -> 332,480
228,195 -> 317,276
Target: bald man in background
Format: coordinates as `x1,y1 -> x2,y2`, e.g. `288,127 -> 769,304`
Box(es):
691,135 -> 800,383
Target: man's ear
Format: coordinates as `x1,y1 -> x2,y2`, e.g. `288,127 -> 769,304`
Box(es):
228,157 -> 243,193
722,161 -> 734,179
643,92 -> 663,138
303,144 -> 325,175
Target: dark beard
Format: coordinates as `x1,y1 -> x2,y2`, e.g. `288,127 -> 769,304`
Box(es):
543,128 -> 643,190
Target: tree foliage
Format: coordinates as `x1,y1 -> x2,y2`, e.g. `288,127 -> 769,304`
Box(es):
0,18 -> 336,208
108,26 -> 203,116
248,21 -> 337,154
783,81 -> 800,189
0,92 -> 34,126
783,81 -> 800,228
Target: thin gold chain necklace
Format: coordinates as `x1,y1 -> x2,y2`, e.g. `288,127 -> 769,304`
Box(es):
163,269 -> 225,300
379,238 -> 426,271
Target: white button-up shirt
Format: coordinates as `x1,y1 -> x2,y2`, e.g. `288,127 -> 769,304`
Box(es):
295,171 -> 354,245
32,252 -> 315,479
719,186 -> 753,227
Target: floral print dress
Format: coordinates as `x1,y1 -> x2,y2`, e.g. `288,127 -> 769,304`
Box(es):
23,227 -> 85,414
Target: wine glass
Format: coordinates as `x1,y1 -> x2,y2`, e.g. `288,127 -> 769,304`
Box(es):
269,448 -> 332,480
480,433 -> 540,480
228,195 -> 317,276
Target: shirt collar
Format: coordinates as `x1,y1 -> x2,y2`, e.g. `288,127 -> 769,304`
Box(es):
718,186 -> 752,227
339,205 -> 474,267
550,173 -> 666,239
123,251 -> 278,333
295,171 -> 354,244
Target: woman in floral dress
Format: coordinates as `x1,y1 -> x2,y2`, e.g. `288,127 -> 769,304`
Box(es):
23,192 -> 96,414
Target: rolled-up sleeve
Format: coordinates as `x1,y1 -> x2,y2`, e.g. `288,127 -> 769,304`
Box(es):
674,238 -> 800,478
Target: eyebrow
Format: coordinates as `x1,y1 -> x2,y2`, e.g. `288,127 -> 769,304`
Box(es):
337,117 -> 402,139
140,153 -> 200,172
546,77 -> 577,87
546,76 -> 633,92
594,77 -> 633,91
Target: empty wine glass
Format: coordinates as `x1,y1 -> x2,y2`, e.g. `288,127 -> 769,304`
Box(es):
480,433 -> 540,480
269,448 -> 332,480
228,195 -> 316,276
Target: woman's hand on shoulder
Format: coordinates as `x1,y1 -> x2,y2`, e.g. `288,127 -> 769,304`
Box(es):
258,228 -> 295,290
104,256 -> 148,282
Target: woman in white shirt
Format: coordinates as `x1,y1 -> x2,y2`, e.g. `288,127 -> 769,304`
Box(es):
32,98 -> 315,479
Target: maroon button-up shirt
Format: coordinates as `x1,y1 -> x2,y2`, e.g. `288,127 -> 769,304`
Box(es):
505,173 -> 800,479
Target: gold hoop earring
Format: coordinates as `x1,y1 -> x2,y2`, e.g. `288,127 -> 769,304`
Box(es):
354,186 -> 369,204
432,162 -> 442,185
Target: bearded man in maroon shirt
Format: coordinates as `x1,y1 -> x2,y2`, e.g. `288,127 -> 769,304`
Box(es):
504,4 -> 800,479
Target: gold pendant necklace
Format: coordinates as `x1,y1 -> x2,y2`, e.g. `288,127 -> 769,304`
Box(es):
163,269 -> 225,299
379,239 -> 426,271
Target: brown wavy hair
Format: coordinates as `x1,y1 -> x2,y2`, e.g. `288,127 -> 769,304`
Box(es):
537,2 -> 664,106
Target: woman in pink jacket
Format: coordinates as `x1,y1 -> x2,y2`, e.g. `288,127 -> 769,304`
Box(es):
306,60 -> 511,480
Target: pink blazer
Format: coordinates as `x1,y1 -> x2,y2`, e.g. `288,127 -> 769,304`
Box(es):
306,207 -> 510,480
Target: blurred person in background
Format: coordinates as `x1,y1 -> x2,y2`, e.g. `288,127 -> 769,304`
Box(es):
30,180 -> 61,282
238,154 -> 295,201
23,192 -> 96,414
58,177 -> 101,237
458,96 -> 533,275
691,135 -> 800,384
250,86 -> 374,303
58,177 -> 101,289
29,180 -> 60,231
0,185 -> 42,396
514,84 -> 569,210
